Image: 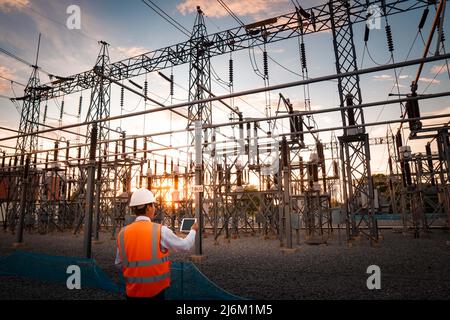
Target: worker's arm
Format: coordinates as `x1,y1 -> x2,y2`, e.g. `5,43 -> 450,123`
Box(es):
161,224 -> 197,252
115,230 -> 124,269
114,247 -> 123,269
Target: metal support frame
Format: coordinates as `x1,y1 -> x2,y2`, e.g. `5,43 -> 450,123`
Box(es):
0,0 -> 448,254
330,0 -> 377,243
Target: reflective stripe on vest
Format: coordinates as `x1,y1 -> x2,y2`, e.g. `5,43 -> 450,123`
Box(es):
119,222 -> 169,268
125,272 -> 171,284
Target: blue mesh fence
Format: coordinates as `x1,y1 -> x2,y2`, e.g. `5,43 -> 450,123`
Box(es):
0,251 -> 243,300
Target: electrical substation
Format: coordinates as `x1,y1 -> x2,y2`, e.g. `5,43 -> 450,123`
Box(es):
0,0 -> 449,300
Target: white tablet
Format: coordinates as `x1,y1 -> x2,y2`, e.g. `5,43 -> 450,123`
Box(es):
180,218 -> 197,233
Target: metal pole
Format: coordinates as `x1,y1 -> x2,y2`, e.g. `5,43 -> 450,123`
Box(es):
435,0 -> 446,56
437,130 -> 450,226
278,163 -> 284,245
2,83 -> 450,144
282,137 -> 292,248
194,121 -> 203,256
93,160 -> 102,241
83,124 -> 98,258
15,155 -> 30,245
339,141 -> 350,241
414,0 -> 446,85
364,134 -> 378,242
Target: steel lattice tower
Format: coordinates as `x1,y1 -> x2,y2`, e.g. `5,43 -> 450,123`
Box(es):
188,6 -> 212,130
86,41 -> 111,151
330,0 -> 377,242
16,68 -> 41,163
82,41 -> 112,241
188,6 -> 213,256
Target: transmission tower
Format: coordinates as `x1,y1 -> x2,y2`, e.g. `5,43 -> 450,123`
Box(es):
86,41 -> 111,149
330,0 -> 377,242
188,6 -> 213,257
15,35 -> 42,163
188,6 -> 212,129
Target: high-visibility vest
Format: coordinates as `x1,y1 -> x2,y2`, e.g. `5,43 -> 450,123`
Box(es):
117,220 -> 170,297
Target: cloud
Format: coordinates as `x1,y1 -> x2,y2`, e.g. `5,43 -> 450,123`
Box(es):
268,48 -> 285,54
373,74 -> 393,81
0,66 -> 15,80
177,0 -> 288,19
372,74 -> 411,88
252,47 -> 286,56
418,77 -> 440,84
416,106 -> 450,134
0,82 -> 8,93
0,66 -> 17,93
373,74 -> 410,82
0,1 -> 115,78
0,0 -> 29,13
422,105 -> 450,116
116,46 -> 150,58
430,64 -> 448,75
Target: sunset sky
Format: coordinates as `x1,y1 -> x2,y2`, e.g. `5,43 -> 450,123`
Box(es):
0,0 -> 449,177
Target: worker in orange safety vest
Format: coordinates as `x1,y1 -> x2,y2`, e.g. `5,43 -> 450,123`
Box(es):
115,188 -> 198,300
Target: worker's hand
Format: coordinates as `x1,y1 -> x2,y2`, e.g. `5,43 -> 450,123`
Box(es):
191,223 -> 199,232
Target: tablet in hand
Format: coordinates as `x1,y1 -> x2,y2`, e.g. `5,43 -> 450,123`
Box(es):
180,218 -> 196,233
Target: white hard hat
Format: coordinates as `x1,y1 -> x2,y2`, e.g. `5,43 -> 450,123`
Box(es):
129,188 -> 155,207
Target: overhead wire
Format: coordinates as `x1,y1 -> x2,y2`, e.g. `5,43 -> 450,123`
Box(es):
255,45 -> 339,84
248,47 -> 265,79
364,43 -> 393,66
396,2 -> 447,136
187,13 -> 269,121
13,0 -> 99,44
404,0 -> 449,140
202,11 -> 290,134
216,0 -> 278,132
0,46 -> 52,77
365,19 -> 422,139
10,0 -> 160,65
216,0 -> 245,27
204,15 -> 222,32
141,0 -> 191,38
420,64 -> 444,94
0,94 -> 11,100
0,74 -> 26,87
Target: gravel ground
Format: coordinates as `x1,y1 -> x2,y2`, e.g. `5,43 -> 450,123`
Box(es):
0,228 -> 449,300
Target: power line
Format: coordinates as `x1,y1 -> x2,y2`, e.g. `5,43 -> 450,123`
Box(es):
266,52 -> 302,77
368,28 -> 421,136
12,0 -> 144,61
143,0 -> 191,36
0,47 -> 34,68
13,0 -> 100,44
0,46 -> 52,76
216,0 -> 245,27
420,64 -> 444,94
141,0 -> 191,37
0,74 -> 26,87
364,43 -> 392,66
0,94 -> 11,100
204,15 -> 222,32
171,74 -> 234,117
200,7 -> 273,123
248,46 -> 266,79
256,45 -> 339,83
